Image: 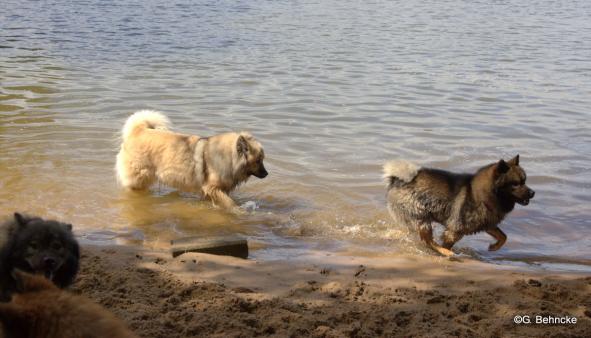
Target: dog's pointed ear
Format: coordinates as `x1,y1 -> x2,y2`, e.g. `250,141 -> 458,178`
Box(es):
508,154 -> 520,166
14,213 -> 28,227
64,223 -> 73,232
496,159 -> 510,174
237,135 -> 249,155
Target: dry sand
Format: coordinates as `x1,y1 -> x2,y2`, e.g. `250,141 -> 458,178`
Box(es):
67,244 -> 591,338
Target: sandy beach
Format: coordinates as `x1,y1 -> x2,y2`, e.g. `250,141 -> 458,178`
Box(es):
70,245 -> 590,338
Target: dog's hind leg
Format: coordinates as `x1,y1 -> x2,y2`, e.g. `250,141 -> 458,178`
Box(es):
120,168 -> 155,190
418,223 -> 454,257
486,227 -> 507,251
441,230 -> 464,250
116,154 -> 155,190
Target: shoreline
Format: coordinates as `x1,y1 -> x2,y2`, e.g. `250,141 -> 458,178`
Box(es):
72,244 -> 590,337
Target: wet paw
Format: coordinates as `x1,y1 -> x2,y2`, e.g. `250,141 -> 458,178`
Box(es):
435,247 -> 455,257
231,207 -> 248,215
488,242 -> 503,251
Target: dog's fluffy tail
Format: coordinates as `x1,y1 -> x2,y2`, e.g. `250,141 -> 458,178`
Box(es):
382,160 -> 420,186
121,110 -> 171,141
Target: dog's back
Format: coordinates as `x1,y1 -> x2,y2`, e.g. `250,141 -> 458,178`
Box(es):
384,161 -> 473,224
116,110 -> 203,191
0,271 -> 137,338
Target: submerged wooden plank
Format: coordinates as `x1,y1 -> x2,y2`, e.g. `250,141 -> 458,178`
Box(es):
171,236 -> 248,259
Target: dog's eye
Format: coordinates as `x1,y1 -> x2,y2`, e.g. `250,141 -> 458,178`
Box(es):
51,242 -> 63,250
512,183 -> 521,188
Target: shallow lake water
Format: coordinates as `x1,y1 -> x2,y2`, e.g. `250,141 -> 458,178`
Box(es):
1,0 -> 590,271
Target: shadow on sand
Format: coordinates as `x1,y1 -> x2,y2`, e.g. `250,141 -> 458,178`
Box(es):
71,245 -> 591,338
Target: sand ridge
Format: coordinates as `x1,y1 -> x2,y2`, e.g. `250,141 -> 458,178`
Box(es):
68,245 -> 591,338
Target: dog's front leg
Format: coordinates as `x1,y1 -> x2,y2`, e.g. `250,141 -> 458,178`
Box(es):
441,230 -> 463,250
486,227 -> 507,251
205,188 -> 241,212
419,223 -> 454,257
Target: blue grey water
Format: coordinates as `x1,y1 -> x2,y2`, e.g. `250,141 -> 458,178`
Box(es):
1,0 -> 590,271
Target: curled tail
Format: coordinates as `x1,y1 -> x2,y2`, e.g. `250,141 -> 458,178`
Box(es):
382,160 -> 420,186
121,110 -> 171,141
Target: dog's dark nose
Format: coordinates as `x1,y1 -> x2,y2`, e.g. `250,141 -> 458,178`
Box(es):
254,167 -> 268,178
43,257 -> 56,269
528,190 -> 535,199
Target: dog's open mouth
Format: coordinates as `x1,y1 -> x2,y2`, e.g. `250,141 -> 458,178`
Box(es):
43,269 -> 55,281
517,199 -> 530,206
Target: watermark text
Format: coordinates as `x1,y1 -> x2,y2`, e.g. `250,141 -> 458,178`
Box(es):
514,315 -> 578,325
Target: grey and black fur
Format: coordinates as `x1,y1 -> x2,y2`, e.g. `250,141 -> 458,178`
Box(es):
0,213 -> 79,301
383,155 -> 534,256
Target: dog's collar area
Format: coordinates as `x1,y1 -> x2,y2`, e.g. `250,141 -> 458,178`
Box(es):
198,138 -> 208,179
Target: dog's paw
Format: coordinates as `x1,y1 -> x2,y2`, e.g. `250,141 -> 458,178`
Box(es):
434,246 -> 455,257
488,242 -> 504,251
231,207 -> 248,216
488,243 -> 503,251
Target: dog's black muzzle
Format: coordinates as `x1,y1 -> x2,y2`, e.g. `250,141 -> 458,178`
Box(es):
253,166 -> 268,179
516,188 -> 535,206
27,255 -> 62,280
528,189 -> 535,199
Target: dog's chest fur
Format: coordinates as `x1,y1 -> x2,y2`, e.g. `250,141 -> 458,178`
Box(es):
427,185 -> 508,234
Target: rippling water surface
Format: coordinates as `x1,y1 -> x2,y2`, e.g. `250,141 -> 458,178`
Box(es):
1,0 -> 590,271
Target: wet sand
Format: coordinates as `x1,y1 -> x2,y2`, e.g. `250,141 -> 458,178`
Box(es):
72,245 -> 590,337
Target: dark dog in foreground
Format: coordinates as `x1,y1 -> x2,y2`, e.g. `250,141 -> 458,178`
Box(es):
0,270 -> 137,338
0,213 -> 79,301
383,155 -> 534,256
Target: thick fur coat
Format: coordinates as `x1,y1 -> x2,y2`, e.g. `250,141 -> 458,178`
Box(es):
115,110 -> 268,210
0,213 -> 79,301
383,155 -> 534,256
0,270 -> 137,338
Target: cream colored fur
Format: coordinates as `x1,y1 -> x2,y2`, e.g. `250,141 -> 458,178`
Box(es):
115,110 -> 266,210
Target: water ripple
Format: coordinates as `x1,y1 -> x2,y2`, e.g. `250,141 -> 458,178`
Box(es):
1,0 -> 590,270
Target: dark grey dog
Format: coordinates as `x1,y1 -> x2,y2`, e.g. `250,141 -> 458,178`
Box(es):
383,155 -> 534,256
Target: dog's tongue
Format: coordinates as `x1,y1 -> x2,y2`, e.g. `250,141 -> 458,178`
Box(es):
44,270 -> 54,281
